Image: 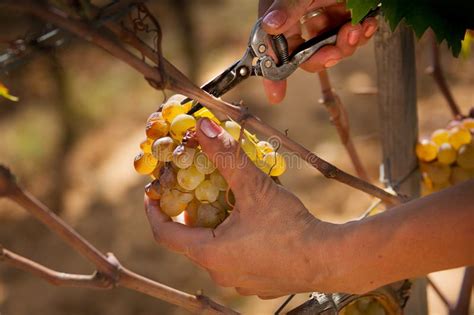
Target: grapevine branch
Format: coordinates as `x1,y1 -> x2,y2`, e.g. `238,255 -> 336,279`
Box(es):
0,165 -> 238,315
425,30 -> 462,118
0,0 -> 402,205
317,70 -> 370,181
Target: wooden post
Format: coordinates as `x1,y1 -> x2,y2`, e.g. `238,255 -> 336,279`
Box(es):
374,19 -> 427,314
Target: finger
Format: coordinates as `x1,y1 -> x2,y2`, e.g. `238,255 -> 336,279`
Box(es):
361,17 -> 378,41
335,22 -> 362,57
144,196 -> 213,256
195,118 -> 271,199
299,45 -> 343,72
262,78 -> 286,104
261,0 -> 338,35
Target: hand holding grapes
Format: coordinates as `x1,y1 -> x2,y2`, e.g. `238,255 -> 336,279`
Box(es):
258,0 -> 378,103
145,118 -> 335,297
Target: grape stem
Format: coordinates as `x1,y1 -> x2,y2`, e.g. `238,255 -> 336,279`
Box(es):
0,165 -> 238,315
317,70 -> 370,181
425,30 -> 462,118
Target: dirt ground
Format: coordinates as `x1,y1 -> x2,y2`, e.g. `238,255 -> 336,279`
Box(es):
0,1 -> 473,314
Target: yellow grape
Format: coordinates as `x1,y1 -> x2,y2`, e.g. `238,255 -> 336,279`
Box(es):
217,190 -> 234,211
145,180 -> 162,200
223,120 -> 241,140
195,203 -> 226,228
160,189 -> 187,217
415,140 -> 438,162
194,151 -> 216,175
365,301 -> 386,315
431,129 -> 450,146
170,114 -> 196,141
448,126 -> 472,150
210,171 -> 228,191
177,165 -> 205,190
145,112 -> 168,139
343,302 -> 362,315
424,162 -> 451,184
152,136 -> 175,162
450,166 -> 471,185
162,101 -> 186,124
195,180 -> 219,203
184,199 -> 200,226
256,140 -> 274,159
172,145 -> 196,169
166,94 -> 186,104
457,143 -> 474,169
462,118 -> 474,130
134,152 -> 158,175
174,189 -> 194,203
262,152 -> 286,176
437,142 -> 457,165
140,138 -> 154,153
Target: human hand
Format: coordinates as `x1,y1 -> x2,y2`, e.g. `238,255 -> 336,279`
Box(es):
258,0 -> 378,103
144,118 -> 335,298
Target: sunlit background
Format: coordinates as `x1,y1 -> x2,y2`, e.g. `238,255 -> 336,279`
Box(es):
0,1 -> 473,314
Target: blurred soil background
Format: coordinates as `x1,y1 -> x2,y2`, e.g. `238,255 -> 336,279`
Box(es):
0,1 -> 473,314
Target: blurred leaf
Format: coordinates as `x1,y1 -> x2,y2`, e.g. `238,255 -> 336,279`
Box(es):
0,82 -> 19,102
461,30 -> 473,58
347,0 -> 380,24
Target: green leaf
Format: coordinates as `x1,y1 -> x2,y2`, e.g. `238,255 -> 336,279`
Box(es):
347,0 -> 474,57
347,0 -> 381,23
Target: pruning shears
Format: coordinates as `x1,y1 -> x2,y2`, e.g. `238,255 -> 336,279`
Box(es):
186,6 -> 380,114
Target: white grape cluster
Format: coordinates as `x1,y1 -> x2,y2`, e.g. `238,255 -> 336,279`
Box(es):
134,95 -> 286,228
416,117 -> 474,195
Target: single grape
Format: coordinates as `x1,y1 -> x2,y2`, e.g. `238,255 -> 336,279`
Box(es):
194,151 -> 216,175
431,129 -> 450,146
145,112 -> 169,139
160,189 -> 187,217
145,180 -> 162,200
457,143 -> 474,169
140,138 -> 154,153
462,117 -> 474,130
152,136 -> 175,162
449,126 -> 472,150
172,145 -> 196,169
450,166 -> 471,185
256,140 -> 275,158
355,297 -> 372,312
223,120 -> 241,140
170,114 -> 196,141
210,171 -> 228,191
415,140 -> 438,162
343,302 -> 362,315
261,152 -> 286,176
134,152 -> 158,175
217,190 -> 235,211
166,94 -> 186,104
177,165 -> 205,190
437,142 -> 457,165
157,164 -> 177,189
195,180 -> 219,203
162,101 -> 186,124
150,161 -> 164,179
184,199 -> 199,226
424,162 -> 451,184
174,188 -> 194,203
195,203 -> 226,228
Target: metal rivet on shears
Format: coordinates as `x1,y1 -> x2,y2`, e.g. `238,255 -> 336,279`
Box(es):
264,60 -> 272,68
238,66 -> 249,77
258,44 -> 266,53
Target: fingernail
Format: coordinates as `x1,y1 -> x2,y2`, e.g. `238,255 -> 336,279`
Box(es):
364,25 -> 376,38
348,29 -> 361,46
263,10 -> 287,29
200,118 -> 222,139
324,59 -> 340,68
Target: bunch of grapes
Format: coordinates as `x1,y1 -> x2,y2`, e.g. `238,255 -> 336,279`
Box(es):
416,117 -> 474,195
133,95 -> 286,228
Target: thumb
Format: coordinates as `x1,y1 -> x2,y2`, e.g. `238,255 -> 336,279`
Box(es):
261,0 -> 337,35
195,118 -> 269,199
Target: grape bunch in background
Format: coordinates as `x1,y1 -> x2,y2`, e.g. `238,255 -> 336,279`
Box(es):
416,116 -> 474,195
133,95 -> 286,228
